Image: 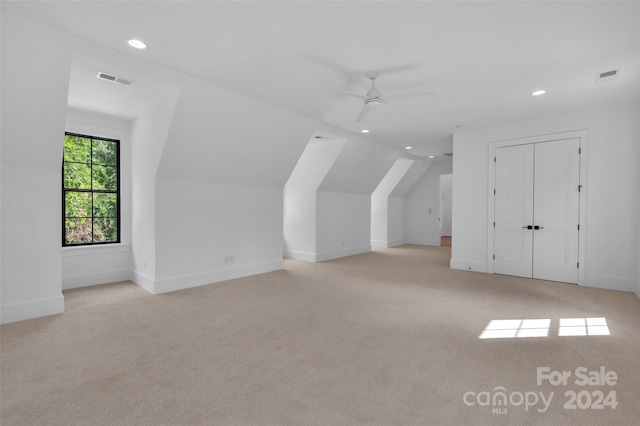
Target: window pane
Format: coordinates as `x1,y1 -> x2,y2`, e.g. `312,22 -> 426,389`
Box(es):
92,165 -> 117,190
93,217 -> 118,242
92,139 -> 117,166
65,218 -> 92,244
65,192 -> 92,218
64,135 -> 91,163
64,162 -> 91,189
63,133 -> 120,246
93,193 -> 117,217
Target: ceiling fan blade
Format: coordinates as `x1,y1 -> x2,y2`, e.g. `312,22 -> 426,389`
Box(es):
376,64 -> 423,76
384,91 -> 435,103
330,88 -> 367,101
355,106 -> 371,122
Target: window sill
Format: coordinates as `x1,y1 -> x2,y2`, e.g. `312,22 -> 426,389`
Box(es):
62,244 -> 132,257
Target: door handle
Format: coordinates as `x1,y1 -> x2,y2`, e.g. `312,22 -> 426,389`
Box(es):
522,225 -> 533,229
534,226 -> 544,230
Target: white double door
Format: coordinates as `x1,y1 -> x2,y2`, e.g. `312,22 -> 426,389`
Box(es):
494,139 -> 580,284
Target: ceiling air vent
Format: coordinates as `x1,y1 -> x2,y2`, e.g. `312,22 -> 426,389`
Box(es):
97,72 -> 133,86
443,153 -> 453,157
595,69 -> 620,84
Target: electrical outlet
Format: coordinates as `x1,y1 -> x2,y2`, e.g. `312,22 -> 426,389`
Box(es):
225,255 -> 235,264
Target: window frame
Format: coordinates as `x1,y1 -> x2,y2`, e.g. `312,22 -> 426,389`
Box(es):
62,132 -> 121,247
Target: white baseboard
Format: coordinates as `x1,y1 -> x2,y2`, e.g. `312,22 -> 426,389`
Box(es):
283,249 -> 316,262
370,240 -> 388,248
406,238 -> 440,247
387,239 -> 407,248
371,239 -> 407,248
583,273 -> 636,293
316,245 -> 370,262
153,260 -> 284,294
1,295 -> 65,324
131,270 -> 155,295
62,268 -> 132,290
450,258 -> 489,273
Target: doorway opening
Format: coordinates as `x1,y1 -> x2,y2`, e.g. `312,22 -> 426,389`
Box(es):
439,173 -> 452,247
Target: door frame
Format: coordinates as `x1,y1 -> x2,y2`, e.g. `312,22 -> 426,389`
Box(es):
486,130 -> 588,285
439,173 -> 453,239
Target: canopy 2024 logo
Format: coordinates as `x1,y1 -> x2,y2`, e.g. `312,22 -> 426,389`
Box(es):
463,366 -> 618,415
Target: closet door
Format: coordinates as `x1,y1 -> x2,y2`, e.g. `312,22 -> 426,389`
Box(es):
532,139 -> 580,284
494,144 -> 535,278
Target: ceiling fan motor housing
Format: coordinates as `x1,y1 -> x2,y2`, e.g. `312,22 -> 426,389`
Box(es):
365,98 -> 383,107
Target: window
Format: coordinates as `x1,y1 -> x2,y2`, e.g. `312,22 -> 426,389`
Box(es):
63,132 -> 120,246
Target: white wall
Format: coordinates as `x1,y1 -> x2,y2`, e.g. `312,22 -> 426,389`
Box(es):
637,116 -> 640,299
406,159 -> 453,246
452,102 -> 640,292
284,137 -> 346,261
62,245 -> 133,290
314,135 -> 399,260
371,157 -> 414,247
316,191 -> 372,261
154,179 -> 284,294
388,196 -> 408,247
439,174 -> 453,236
370,192 -> 388,247
62,109 -> 133,289
130,90 -> 180,293
1,14 -> 72,323
285,132 -> 401,262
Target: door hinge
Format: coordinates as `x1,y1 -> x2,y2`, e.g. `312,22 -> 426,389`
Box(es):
493,254 -> 496,260
577,224 -> 580,231
578,185 -> 582,192
577,262 -> 580,268
494,189 -> 496,195
494,156 -> 496,163
493,222 -> 495,227
579,147 -> 582,154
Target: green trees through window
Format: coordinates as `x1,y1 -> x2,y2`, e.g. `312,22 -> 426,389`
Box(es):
63,133 -> 120,245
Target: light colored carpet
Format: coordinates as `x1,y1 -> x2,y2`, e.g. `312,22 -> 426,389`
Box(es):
1,245 -> 639,425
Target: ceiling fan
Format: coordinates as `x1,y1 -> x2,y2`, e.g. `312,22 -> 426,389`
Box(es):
331,71 -> 434,122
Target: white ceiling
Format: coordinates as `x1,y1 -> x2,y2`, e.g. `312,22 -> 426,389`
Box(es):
5,1 -> 639,157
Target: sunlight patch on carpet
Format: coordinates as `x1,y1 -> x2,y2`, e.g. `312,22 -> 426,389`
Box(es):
479,317 -> 610,339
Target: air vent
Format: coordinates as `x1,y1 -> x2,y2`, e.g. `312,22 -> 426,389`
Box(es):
97,72 -> 117,82
443,153 -> 453,157
595,69 -> 620,84
97,72 -> 133,86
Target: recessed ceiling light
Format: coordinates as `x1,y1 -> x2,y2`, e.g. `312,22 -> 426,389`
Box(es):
361,129 -> 370,133
531,90 -> 546,96
128,39 -> 147,50
405,146 -> 412,150
428,155 -> 435,159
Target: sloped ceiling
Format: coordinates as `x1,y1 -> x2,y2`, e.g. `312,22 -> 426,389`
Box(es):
4,1 -> 639,158
318,135 -> 400,194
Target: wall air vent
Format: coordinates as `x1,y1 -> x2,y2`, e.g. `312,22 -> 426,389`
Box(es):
443,153 -> 453,157
97,72 -> 133,86
595,69 -> 620,84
